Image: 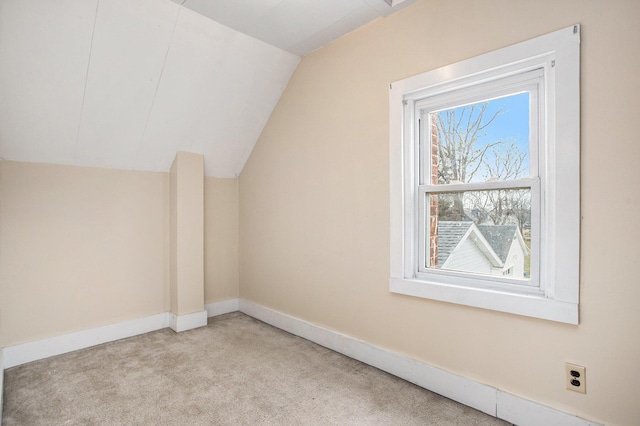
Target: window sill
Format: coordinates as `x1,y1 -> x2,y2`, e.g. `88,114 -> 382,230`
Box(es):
390,277 -> 578,324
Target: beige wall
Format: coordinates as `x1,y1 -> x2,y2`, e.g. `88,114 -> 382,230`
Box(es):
0,161 -> 169,347
204,177 -> 239,303
239,1 -> 640,425
0,158 -> 239,347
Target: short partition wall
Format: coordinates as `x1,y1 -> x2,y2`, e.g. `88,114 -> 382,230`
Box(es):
0,299 -> 600,426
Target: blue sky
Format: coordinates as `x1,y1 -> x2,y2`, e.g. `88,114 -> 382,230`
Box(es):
480,92 -> 530,151
437,91 -> 530,180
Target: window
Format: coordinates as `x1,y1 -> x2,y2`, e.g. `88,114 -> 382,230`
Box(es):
389,25 -> 580,323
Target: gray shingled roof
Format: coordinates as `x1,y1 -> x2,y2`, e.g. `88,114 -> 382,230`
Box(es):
477,225 -> 518,263
436,221 -> 519,266
437,221 -> 473,266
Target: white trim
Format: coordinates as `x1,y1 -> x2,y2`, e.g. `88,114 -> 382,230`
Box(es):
238,300 -> 599,426
0,299 -> 599,425
1,299 -> 241,370
389,24 -> 580,323
391,277 -> 577,323
169,310 -> 207,333
205,299 -> 240,317
2,312 -> 170,369
497,391 -> 601,426
240,300 -> 495,414
419,177 -> 537,193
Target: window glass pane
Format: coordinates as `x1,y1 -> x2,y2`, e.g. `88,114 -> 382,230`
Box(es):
427,92 -> 530,185
426,189 -> 531,279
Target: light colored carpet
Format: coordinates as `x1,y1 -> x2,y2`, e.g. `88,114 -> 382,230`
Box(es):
2,312 -> 510,425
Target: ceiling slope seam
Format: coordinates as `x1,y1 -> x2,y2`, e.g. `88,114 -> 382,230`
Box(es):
288,5 -> 379,57
133,7 -> 182,170
73,0 -> 101,161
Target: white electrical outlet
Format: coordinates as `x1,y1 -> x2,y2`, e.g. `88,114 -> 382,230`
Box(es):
565,363 -> 586,393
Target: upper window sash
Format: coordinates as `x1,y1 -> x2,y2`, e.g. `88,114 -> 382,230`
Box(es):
412,69 -> 544,186
411,67 -> 544,121
400,51 -> 554,105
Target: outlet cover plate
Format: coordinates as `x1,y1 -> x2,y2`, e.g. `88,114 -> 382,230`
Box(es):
565,363 -> 586,393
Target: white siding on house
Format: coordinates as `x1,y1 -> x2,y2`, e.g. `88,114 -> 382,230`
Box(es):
503,238 -> 526,278
442,238 -> 493,275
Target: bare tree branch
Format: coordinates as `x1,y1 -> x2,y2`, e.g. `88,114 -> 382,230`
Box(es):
432,102 -> 529,225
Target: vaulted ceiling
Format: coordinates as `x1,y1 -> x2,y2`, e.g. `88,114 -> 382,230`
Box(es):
0,0 -> 417,177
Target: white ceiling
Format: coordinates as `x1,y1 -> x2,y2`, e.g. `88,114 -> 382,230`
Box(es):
0,0 -> 416,177
173,0 -> 419,57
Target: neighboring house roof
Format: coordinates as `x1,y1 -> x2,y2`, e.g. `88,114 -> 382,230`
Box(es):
437,222 -> 473,266
437,221 -> 527,268
477,225 -> 519,263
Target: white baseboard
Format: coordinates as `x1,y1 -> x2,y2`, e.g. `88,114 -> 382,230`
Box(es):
205,299 -> 239,317
0,300 -> 240,370
238,299 -> 601,426
497,391 -> 601,426
2,312 -> 170,369
0,298 -> 601,426
169,310 -> 207,333
238,300 -> 494,415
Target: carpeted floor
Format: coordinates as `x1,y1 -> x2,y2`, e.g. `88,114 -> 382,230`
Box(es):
2,312 -> 510,425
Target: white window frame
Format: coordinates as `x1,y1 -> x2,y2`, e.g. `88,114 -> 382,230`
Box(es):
414,70 -> 542,290
389,25 -> 580,324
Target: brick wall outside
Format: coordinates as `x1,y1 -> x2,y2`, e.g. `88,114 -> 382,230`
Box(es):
429,116 -> 439,268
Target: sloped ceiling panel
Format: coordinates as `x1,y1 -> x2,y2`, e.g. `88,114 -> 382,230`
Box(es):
286,5 -> 379,57
135,7 -> 299,177
132,7 -> 235,176
177,0 -> 420,56
175,0 -> 284,34
0,0 -> 420,176
0,0 -> 299,178
236,0 -> 367,53
75,0 -> 181,170
0,0 -> 97,164
189,37 -> 299,178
